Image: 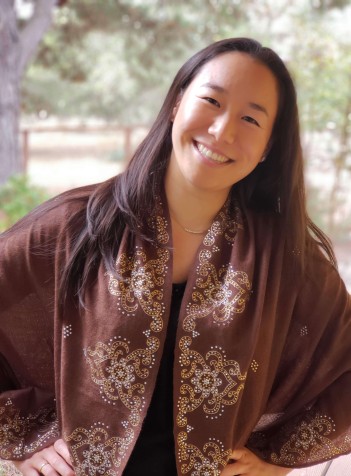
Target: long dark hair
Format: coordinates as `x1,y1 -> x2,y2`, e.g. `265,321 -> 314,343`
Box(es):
8,37 -> 337,307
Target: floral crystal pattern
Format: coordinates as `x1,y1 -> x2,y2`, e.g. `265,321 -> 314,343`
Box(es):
81,199 -> 250,474
177,337 -> 246,427
85,336 -> 159,410
0,399 -> 58,460
271,413 -> 351,466
67,424 -> 134,476
183,261 -> 251,333
175,204 -> 250,474
107,247 -> 169,332
177,432 -> 231,476
79,200 -> 171,472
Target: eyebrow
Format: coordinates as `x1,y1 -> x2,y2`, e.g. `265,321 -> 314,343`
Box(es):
248,102 -> 269,117
200,82 -> 269,117
200,82 -> 226,93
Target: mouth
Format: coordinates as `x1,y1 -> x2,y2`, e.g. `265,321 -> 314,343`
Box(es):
194,141 -> 233,164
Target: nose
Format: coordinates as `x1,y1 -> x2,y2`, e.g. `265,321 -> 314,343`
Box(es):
208,114 -> 236,144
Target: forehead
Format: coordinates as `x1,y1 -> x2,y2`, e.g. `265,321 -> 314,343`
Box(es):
188,52 -> 279,113
192,52 -> 276,87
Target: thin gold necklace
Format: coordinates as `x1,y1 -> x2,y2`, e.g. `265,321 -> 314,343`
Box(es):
170,212 -> 208,235
183,226 -> 207,235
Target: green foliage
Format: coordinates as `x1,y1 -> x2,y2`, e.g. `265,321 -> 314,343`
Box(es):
0,175 -> 49,232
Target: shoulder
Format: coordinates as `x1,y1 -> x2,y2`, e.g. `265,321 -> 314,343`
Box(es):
239,203 -> 283,253
0,184 -> 102,279
296,242 -> 350,321
306,242 -> 343,288
0,183 -> 105,294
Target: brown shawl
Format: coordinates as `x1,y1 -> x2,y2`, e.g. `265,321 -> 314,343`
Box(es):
1,184 -> 351,475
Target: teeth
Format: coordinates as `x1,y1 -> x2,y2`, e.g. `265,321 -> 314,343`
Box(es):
197,143 -> 229,163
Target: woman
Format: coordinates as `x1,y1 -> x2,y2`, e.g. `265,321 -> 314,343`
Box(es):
1,38 -> 350,476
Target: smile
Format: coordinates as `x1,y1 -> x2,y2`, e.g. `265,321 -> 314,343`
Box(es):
196,142 -> 232,164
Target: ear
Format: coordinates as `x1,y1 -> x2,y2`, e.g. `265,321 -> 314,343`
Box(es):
171,93 -> 182,122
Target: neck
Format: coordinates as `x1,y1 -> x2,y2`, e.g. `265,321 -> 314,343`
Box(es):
165,174 -> 229,233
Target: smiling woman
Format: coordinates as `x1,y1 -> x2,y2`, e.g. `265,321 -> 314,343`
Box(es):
1,38 -> 351,476
167,52 -> 278,205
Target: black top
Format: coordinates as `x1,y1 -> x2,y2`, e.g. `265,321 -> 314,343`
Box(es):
122,282 -> 186,476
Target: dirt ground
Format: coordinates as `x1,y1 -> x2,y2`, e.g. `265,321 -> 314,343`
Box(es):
26,128 -> 131,194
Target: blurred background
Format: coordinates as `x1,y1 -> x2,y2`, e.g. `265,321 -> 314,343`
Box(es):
0,0 -> 350,289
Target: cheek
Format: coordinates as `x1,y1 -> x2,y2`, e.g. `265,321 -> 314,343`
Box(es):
171,120 -> 183,147
172,118 -> 192,148
174,100 -> 205,130
244,134 -> 270,162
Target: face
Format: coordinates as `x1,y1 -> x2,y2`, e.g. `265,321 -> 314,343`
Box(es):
167,52 -> 279,198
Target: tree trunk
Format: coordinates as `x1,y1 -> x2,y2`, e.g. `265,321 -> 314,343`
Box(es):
0,0 -> 57,186
0,0 -> 21,185
18,0 -> 58,76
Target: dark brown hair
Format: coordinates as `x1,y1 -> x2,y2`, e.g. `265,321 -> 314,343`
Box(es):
8,38 -> 337,307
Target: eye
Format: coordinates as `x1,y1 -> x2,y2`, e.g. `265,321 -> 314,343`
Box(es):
242,115 -> 260,127
203,97 -> 220,107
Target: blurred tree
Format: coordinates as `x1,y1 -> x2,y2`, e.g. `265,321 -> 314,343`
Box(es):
0,0 -> 58,185
289,11 -> 351,237
22,0 -> 257,122
0,1 -> 19,185
242,0 -> 351,239
310,0 -> 350,12
23,0 -> 351,126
